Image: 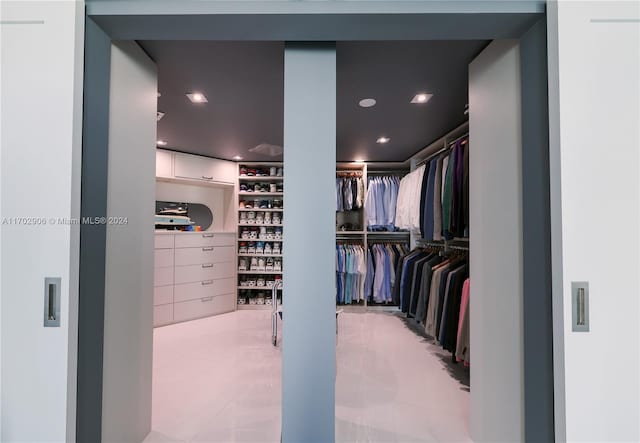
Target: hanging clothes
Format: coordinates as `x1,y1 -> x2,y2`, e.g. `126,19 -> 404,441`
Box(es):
336,175 -> 364,212
410,136 -> 469,240
366,242 -> 408,303
455,278 -> 470,365
335,244 -> 366,304
391,246 -> 470,364
365,175 -> 401,231
395,164 -> 426,231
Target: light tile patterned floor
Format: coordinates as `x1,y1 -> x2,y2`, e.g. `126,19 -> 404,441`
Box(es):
146,310 -> 470,443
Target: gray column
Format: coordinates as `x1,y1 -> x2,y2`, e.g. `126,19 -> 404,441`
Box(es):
282,43 -> 336,443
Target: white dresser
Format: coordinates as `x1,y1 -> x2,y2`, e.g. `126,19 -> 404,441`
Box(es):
154,231 -> 236,327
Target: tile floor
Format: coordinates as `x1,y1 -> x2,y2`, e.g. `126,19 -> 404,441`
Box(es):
146,310 -> 470,443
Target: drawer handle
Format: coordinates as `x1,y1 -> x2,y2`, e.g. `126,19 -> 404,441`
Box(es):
202,234 -> 214,238
202,247 -> 214,252
202,280 -> 213,286
202,175 -> 213,180
202,263 -> 214,268
201,296 -> 213,302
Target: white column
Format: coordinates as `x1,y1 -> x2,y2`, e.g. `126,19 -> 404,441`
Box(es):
282,43 -> 336,443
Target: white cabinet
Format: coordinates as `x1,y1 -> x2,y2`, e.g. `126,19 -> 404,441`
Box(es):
153,232 -> 236,326
174,232 -> 234,249
154,266 -> 174,287
154,285 -> 174,306
153,304 -> 173,326
154,249 -> 174,268
156,149 -> 173,178
174,261 -> 235,285
173,294 -> 235,323
154,234 -> 174,249
174,245 -> 234,266
173,152 -> 235,184
173,278 -> 235,303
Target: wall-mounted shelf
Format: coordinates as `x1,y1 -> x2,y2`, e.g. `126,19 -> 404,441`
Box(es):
239,176 -> 284,181
237,286 -> 282,291
238,270 -> 283,275
238,192 -> 283,197
237,238 -> 283,242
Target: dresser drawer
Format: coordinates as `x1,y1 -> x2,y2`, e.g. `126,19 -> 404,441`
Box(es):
154,249 -> 174,268
154,266 -> 174,287
174,261 -> 235,285
154,234 -> 174,249
154,285 -> 174,306
174,278 -> 235,303
173,293 -> 235,323
174,246 -> 234,266
174,233 -> 234,248
153,304 -> 173,327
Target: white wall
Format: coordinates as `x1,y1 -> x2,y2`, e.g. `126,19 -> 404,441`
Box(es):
102,40 -> 156,443
469,40 -> 524,442
0,1 -> 84,442
549,2 -> 640,441
156,181 -> 231,232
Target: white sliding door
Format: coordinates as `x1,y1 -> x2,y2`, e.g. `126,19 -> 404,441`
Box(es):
102,41 -> 157,443
468,40 -> 525,443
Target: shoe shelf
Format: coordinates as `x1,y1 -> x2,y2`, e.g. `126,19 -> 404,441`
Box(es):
239,176 -> 284,181
238,192 -> 283,197
238,270 -> 283,275
237,162 -> 284,308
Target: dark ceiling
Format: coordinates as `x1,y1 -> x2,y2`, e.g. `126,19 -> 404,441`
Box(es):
140,40 -> 487,163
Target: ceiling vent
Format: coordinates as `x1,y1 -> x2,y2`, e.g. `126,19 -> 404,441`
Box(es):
249,143 -> 283,157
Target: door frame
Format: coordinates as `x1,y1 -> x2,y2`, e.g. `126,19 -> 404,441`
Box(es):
78,2 -> 558,442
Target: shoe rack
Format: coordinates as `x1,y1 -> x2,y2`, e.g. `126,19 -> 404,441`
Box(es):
236,162 -> 284,309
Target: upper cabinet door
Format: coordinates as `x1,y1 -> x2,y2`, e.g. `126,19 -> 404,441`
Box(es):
156,149 -> 173,178
173,152 -> 235,184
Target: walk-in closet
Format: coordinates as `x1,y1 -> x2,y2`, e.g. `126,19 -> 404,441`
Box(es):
70,24 -> 546,441
141,39 -> 484,442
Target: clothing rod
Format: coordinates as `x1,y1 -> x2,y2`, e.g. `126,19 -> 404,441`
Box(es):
411,121 -> 469,167
447,132 -> 469,146
416,131 -> 469,168
366,170 -> 409,175
416,146 -> 451,167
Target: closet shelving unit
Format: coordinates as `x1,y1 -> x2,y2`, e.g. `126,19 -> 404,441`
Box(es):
236,161 -> 284,310
335,162 -> 410,309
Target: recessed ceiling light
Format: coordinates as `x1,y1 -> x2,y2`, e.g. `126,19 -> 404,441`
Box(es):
376,137 -> 390,144
156,140 -> 167,147
157,111 -> 165,121
359,98 -> 376,108
157,92 -> 161,97
232,155 -> 243,160
354,159 -> 366,163
411,93 -> 433,104
186,92 -> 208,103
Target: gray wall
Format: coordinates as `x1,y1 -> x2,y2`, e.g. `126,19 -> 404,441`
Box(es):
101,40 -> 156,443
469,40 -> 524,442
520,17 -> 555,443
282,43 -> 336,442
